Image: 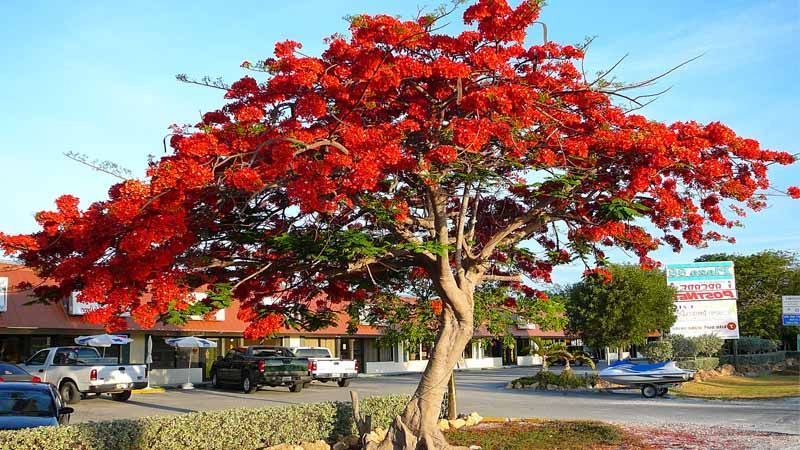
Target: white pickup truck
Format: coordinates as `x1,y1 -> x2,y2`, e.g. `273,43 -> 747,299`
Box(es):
290,347 -> 358,387
20,346 -> 147,404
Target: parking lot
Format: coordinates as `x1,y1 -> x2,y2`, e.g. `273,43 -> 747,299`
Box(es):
70,367 -> 800,435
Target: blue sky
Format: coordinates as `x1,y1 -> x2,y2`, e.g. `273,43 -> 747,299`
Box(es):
0,0 -> 797,283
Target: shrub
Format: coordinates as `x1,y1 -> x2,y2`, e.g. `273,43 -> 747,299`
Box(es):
721,351 -> 786,366
694,334 -> 724,357
675,357 -> 719,371
642,340 -> 673,362
0,394 -> 409,450
513,370 -> 598,390
737,336 -> 779,354
669,335 -> 698,358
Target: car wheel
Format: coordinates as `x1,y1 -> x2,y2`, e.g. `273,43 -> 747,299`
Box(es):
242,373 -> 257,394
290,382 -> 303,393
641,384 -> 658,398
338,378 -> 351,388
111,390 -> 132,402
657,387 -> 668,397
212,372 -> 221,388
60,381 -> 81,405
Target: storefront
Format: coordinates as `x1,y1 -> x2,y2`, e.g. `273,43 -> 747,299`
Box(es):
1,262 -> 572,384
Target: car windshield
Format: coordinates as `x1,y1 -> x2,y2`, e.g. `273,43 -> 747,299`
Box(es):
293,348 -> 331,358
0,364 -> 28,376
0,390 -> 55,417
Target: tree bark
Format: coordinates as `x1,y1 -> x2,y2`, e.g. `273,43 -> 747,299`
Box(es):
368,305 -> 474,450
447,371 -> 457,420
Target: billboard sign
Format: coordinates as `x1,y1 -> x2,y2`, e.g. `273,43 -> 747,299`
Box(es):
667,261 -> 736,301
782,295 -> 800,326
668,261 -> 739,339
671,299 -> 740,338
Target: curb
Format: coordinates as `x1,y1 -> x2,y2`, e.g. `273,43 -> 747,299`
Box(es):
132,387 -> 166,394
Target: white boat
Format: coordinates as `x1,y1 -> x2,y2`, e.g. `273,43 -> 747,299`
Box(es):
599,360 -> 695,398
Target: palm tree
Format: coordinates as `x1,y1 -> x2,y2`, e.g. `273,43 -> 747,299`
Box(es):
530,338 -> 572,371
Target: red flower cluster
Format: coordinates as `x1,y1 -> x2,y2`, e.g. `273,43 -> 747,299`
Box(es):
0,0 -> 795,337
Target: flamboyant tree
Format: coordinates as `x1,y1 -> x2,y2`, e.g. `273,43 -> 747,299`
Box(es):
1,1 -> 797,448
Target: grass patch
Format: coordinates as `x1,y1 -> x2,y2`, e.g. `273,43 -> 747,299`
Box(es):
675,374 -> 800,399
447,420 -> 629,450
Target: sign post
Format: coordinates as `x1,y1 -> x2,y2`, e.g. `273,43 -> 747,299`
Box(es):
667,261 -> 740,339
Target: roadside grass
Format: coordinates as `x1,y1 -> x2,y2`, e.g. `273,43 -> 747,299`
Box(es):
447,420 -> 638,450
674,374 -> 800,399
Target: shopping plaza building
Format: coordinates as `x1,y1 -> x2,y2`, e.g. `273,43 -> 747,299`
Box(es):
0,262 -> 573,386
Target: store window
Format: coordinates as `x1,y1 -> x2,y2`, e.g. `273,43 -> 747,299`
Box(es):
406,342 -> 432,361
150,337 -> 204,370
516,338 -> 531,357
364,339 -> 395,362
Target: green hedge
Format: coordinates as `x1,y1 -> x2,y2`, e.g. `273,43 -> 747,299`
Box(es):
721,351 -> 786,366
0,394 -> 409,450
512,370 -> 599,389
675,357 -> 719,371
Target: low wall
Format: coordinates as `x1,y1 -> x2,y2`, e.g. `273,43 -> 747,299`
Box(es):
516,355 -> 543,366
364,357 -> 502,374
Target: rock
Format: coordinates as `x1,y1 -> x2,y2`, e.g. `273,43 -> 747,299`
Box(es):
302,441 -> 330,450
505,382 -> 514,389
468,412 -> 482,425
264,445 -> 303,450
438,418 -> 450,431
449,418 -> 467,430
331,442 -> 348,450
365,431 -> 380,444
373,427 -> 388,441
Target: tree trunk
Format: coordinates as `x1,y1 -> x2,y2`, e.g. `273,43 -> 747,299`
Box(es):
368,306 -> 474,450
447,371 -> 457,420
617,346 -> 624,361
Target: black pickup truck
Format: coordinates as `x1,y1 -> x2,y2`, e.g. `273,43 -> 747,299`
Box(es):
210,346 -> 312,393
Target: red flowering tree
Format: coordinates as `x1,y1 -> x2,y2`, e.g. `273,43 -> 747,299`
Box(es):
1,1 -> 797,448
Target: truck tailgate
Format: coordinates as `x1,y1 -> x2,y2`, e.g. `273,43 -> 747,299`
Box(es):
314,359 -> 356,374
263,358 -> 308,375
96,365 -> 147,385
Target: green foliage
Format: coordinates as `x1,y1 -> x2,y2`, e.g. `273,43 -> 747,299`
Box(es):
0,395 -> 409,450
513,370 -> 598,389
693,334 -> 724,357
530,338 -> 570,371
736,336 -> 779,354
696,251 -> 800,343
669,335 -> 698,358
565,264 -> 676,351
642,340 -> 673,362
675,357 -> 719,371
720,351 -> 786,366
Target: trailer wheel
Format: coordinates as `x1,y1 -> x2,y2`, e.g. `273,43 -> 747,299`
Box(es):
59,381 -> 81,405
111,390 -> 132,402
657,387 -> 668,397
338,378 -> 351,388
641,384 -> 658,398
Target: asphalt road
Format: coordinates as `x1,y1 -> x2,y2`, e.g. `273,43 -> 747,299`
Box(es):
71,367 -> 800,435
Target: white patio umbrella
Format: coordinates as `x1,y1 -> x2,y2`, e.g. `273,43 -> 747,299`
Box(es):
165,336 -> 217,389
74,334 -> 133,357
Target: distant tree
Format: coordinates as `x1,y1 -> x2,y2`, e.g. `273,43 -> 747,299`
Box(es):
565,264 -> 677,359
696,251 -> 800,344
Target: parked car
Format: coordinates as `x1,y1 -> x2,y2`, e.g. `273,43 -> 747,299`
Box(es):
210,346 -> 312,393
289,347 -> 358,387
0,363 -> 41,382
20,346 -> 147,404
0,382 -> 74,430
